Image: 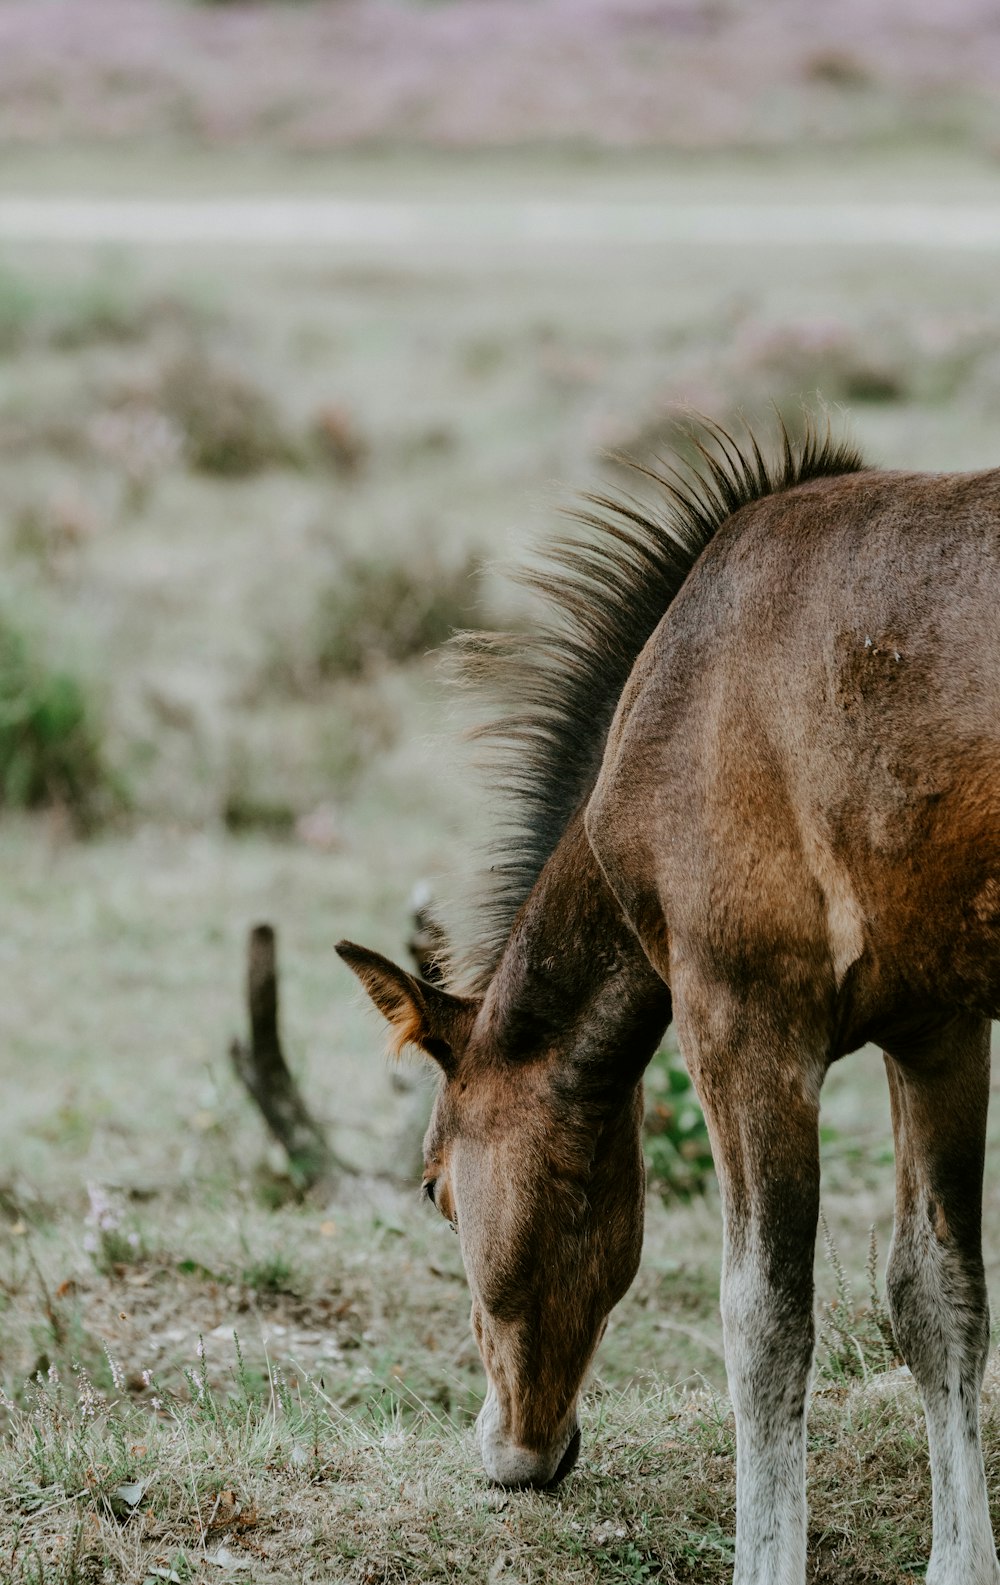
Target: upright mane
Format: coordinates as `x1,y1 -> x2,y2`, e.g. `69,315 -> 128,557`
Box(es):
453,416 -> 867,991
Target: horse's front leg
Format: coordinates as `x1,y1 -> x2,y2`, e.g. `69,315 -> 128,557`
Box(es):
675,973 -> 823,1585
885,1013 -> 1000,1585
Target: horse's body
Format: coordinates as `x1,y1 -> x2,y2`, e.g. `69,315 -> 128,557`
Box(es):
339,428 -> 1000,1585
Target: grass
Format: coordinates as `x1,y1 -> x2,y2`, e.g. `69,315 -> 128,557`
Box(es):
0,818 -> 983,1584
4,1324 -> 999,1584
2,144 -> 1000,1579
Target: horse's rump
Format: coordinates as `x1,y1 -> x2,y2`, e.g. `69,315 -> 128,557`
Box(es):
589,465 -> 1000,1040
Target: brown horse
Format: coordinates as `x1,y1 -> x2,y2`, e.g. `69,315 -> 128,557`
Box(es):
337,421 -> 1000,1585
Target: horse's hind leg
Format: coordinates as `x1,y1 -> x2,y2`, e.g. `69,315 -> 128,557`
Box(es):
885,1012 -> 1000,1584
673,972 -> 823,1585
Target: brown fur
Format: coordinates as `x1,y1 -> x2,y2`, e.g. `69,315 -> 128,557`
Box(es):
339,421 -> 1000,1578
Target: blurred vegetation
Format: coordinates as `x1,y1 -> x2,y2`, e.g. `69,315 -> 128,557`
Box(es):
0,260 -> 192,355
604,313 -> 1000,473
158,347 -> 300,477
310,549 -> 485,679
2,234 -> 999,841
0,606 -> 119,827
644,1046 -> 715,1200
0,0 -> 998,157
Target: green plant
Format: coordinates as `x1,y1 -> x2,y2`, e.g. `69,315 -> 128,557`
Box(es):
643,1045 -> 715,1199
241,1252 -> 298,1295
0,610 -> 117,826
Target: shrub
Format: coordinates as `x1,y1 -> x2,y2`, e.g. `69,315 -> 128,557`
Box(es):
737,320 -> 908,405
46,273 -> 155,351
311,403 -> 369,477
311,549 -> 485,679
0,609 -> 117,827
159,349 -> 297,476
643,1044 -> 715,1199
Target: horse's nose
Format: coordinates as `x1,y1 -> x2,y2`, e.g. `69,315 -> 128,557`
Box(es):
476,1392 -> 581,1488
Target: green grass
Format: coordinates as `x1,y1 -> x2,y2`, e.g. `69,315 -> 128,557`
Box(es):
2,145 -> 1000,1581
0,605 -> 118,826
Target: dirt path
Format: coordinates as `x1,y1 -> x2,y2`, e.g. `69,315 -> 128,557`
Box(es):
2,196 -> 1000,250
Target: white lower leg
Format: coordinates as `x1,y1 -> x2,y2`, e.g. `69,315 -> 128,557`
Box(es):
724,1247 -> 811,1585
731,1421 -> 807,1585
883,1026 -> 998,1585
888,1225 -> 998,1584
923,1385 -> 999,1584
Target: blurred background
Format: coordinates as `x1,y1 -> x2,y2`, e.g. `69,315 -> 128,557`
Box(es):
2,0 -> 1000,1569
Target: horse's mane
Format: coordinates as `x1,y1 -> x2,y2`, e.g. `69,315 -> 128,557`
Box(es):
452,416 -> 867,992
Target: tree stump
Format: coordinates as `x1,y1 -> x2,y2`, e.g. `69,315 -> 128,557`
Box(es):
230,923 -> 338,1190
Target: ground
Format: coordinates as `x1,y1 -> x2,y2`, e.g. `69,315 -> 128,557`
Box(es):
3,131 -> 1000,1583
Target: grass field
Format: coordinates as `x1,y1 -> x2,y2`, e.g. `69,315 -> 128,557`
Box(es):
3,142 -> 1000,1581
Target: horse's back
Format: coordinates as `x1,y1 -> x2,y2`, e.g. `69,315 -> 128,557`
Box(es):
588,466 -> 1000,1042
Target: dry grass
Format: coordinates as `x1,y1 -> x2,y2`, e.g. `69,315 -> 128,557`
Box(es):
7,1322 -> 1000,1585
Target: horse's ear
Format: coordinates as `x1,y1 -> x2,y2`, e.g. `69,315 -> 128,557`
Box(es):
335,940 -> 477,1074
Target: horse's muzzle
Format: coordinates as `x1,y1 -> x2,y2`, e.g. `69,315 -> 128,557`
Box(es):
476,1390 -> 581,1489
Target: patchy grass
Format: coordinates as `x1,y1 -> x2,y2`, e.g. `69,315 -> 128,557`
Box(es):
0,1182 -> 979,1585
6,1322 -> 1000,1585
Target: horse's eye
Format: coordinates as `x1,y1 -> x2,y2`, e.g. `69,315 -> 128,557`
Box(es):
422,1178 -> 437,1205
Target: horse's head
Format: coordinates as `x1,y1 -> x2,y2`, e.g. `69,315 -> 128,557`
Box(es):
336,939 -> 648,1488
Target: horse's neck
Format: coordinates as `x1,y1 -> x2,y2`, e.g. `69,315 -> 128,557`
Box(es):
486,811 -> 671,1074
